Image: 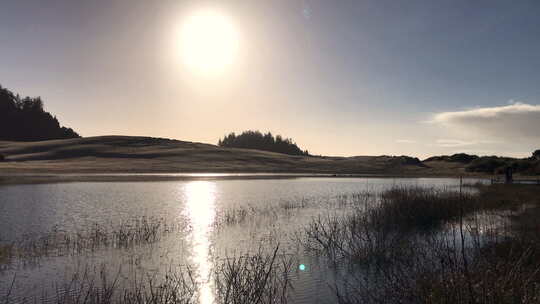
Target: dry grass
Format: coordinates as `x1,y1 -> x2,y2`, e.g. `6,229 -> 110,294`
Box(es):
0,136 -> 437,175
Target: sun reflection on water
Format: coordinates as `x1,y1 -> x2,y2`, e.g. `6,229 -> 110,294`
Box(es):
184,181 -> 216,304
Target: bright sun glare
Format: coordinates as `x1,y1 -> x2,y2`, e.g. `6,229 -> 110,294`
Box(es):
179,9 -> 239,76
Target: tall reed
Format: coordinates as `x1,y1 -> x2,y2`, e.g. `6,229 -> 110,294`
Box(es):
2,246 -> 292,304
303,185 -> 540,304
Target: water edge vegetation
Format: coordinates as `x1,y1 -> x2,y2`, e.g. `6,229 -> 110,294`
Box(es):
1,184 -> 540,303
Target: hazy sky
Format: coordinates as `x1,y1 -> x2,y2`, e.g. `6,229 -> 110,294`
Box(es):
1,0 -> 540,158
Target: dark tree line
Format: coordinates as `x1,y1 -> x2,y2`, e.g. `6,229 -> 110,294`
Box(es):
218,130 -> 309,156
0,85 -> 80,141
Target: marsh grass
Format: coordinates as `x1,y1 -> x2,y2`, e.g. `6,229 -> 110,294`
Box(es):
4,264 -> 197,304
0,216 -> 180,268
278,198 -> 308,210
303,185 -> 540,304
217,206 -> 253,227
214,246 -> 292,304
0,244 -> 14,267
4,184 -> 539,304
215,198 -> 312,229
332,233 -> 540,304
374,187 -> 476,230
302,186 -> 522,261
2,246 -> 292,304
354,230 -> 540,304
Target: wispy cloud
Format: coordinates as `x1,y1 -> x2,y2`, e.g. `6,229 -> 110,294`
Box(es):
434,139 -> 475,147
431,102 -> 540,141
433,102 -> 540,122
396,139 -> 417,144
432,139 -> 501,147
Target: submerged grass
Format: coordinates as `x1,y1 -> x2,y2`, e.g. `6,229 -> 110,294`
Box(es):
0,216 -> 181,268
0,244 -> 14,265
2,246 -> 292,304
214,198 -> 312,229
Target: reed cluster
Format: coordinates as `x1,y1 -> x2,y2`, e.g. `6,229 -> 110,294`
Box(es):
2,246 -> 291,304
214,246 -> 292,304
303,185 -> 540,304
0,216 -> 179,268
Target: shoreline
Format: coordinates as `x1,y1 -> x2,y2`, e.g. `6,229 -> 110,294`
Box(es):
0,172 -> 494,185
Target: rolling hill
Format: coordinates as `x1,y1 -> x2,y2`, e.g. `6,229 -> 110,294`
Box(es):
0,135 -> 432,175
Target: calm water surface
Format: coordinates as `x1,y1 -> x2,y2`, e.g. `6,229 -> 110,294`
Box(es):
0,177 -> 485,303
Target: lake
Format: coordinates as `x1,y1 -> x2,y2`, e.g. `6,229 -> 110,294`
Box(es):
0,176 -> 486,303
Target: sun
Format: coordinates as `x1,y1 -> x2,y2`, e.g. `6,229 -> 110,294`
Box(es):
179,9 -> 239,76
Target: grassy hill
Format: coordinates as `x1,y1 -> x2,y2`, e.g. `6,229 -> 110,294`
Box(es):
0,136 -> 431,175
423,153 -> 540,176
3,136 -> 532,180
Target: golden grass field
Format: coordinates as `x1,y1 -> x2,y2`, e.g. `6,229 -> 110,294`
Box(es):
0,135 -> 479,183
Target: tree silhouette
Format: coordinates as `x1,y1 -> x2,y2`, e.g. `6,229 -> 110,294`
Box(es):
0,85 -> 80,141
218,130 -> 309,156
